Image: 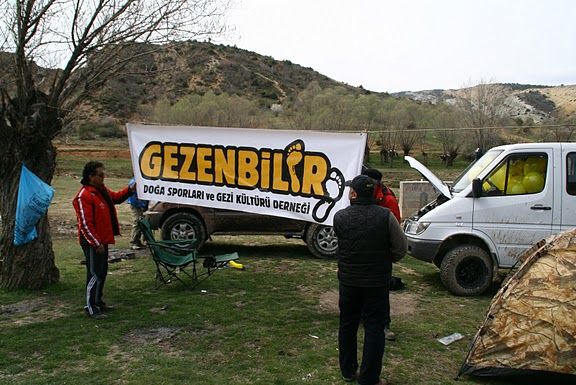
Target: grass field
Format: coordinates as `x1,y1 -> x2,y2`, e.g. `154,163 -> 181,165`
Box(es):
0,140 -> 533,385
1,234 -> 504,385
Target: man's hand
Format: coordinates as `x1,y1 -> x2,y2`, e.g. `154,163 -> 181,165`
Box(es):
96,244 -> 105,254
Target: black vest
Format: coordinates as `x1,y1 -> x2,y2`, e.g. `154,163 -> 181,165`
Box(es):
334,203 -> 392,287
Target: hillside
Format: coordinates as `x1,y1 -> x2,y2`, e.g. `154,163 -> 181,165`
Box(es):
393,84 -> 576,123
77,41 -> 375,121
81,42 -> 576,124
1,42 -> 574,126
537,85 -> 576,116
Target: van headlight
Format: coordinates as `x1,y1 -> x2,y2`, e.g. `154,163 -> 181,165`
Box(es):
404,220 -> 430,235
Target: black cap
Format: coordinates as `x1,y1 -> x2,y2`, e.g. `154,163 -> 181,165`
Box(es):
363,168 -> 382,181
345,175 -> 375,198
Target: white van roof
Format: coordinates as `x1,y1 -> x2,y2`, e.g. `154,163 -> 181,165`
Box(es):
489,142 -> 575,151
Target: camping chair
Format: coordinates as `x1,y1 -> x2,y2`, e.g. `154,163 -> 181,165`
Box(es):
138,218 -> 239,289
138,217 -> 197,253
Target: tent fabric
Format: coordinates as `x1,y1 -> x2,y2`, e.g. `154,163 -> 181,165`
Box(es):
13,165 -> 54,246
459,228 -> 576,378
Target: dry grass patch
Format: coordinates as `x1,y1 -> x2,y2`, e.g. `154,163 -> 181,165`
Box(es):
395,263 -> 423,277
317,289 -> 420,317
0,297 -> 72,327
106,327 -> 185,373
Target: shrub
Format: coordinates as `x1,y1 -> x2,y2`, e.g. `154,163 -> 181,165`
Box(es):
518,91 -> 556,113
77,120 -> 125,139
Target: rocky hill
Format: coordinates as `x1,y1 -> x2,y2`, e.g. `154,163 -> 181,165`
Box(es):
393,83 -> 576,123
76,41 -> 373,121
67,41 -> 576,124
1,42 -> 574,125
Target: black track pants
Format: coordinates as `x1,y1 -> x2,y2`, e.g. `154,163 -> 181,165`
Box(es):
82,244 -> 108,315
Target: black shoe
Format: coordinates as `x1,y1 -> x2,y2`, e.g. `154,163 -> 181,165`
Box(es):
85,307 -> 107,319
342,371 -> 358,382
90,312 -> 107,320
99,304 -> 116,312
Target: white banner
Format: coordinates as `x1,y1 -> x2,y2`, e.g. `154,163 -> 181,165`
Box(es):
127,124 -> 366,225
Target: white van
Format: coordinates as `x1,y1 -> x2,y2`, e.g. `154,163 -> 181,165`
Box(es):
403,143 -> 576,295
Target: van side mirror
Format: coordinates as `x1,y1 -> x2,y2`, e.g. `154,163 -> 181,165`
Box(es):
472,178 -> 483,198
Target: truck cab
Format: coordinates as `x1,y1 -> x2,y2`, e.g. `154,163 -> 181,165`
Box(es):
403,143 -> 576,295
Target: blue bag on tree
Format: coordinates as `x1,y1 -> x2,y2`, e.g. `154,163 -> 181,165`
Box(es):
13,165 -> 55,246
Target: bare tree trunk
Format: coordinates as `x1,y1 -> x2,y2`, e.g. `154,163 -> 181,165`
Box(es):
0,95 -> 60,289
364,140 -> 371,164
1,0 -> 229,290
446,152 -> 458,167
0,213 -> 59,289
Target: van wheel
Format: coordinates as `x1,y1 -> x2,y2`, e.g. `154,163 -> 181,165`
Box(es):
440,245 -> 492,296
161,212 -> 207,249
306,224 -> 338,259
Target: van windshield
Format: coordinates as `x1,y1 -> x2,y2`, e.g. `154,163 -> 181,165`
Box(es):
451,149 -> 503,193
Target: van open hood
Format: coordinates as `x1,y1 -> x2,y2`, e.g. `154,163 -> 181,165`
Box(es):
404,156 -> 452,199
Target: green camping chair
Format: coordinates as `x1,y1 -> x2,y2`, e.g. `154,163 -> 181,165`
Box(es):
138,218 -> 239,289
139,217 -> 196,254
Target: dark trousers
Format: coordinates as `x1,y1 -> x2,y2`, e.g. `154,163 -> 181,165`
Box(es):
339,283 -> 388,385
384,277 -> 391,328
82,244 -> 108,315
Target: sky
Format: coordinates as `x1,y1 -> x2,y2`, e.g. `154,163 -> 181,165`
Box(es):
223,0 -> 576,93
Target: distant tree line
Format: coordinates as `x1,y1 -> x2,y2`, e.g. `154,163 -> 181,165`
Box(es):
68,81 -> 576,168
142,81 -> 513,165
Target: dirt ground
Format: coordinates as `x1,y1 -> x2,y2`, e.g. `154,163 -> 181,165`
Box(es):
56,145 -> 132,159
0,297 -> 71,327
1,281 -> 419,328
318,289 -> 418,316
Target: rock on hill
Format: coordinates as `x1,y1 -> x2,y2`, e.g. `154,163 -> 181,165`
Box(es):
393,83 -> 576,123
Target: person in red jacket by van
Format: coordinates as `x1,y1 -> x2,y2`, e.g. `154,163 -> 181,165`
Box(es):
363,168 -> 401,222
72,161 -> 134,319
362,168 -> 401,341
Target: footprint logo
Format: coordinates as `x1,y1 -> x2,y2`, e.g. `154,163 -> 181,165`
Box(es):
312,167 -> 345,222
285,140 -> 304,193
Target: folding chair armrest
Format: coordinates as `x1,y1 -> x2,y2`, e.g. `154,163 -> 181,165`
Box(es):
148,241 -> 198,255
159,252 -> 196,268
156,239 -> 198,248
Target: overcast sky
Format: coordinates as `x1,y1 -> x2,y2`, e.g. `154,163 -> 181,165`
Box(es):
223,0 -> 576,93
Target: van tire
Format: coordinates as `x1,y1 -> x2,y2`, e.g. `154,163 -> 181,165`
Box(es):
440,245 -> 492,296
161,212 -> 207,249
306,224 -> 338,259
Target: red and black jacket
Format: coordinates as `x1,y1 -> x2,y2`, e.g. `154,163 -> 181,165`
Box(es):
72,184 -> 131,247
374,182 -> 401,222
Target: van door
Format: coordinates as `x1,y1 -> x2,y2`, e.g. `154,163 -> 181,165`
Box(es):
472,149 -> 554,267
560,149 -> 576,231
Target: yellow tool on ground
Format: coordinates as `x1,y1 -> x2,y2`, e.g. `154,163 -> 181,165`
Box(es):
228,260 -> 245,270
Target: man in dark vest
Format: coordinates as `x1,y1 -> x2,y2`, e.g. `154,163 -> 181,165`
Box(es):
334,174 -> 407,385
362,167 -> 401,341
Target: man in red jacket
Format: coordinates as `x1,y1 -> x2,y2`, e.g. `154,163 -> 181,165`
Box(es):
363,168 -> 400,222
73,161 -> 134,319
